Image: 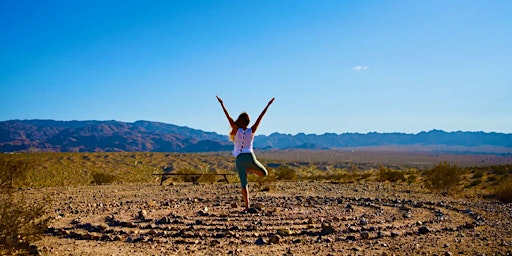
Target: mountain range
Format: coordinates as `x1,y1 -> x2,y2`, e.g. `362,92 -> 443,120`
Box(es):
1,119 -> 511,153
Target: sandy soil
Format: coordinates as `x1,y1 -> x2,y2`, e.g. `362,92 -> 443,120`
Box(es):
28,182 -> 512,256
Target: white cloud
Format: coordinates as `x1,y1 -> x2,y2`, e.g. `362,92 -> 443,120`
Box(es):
352,65 -> 368,71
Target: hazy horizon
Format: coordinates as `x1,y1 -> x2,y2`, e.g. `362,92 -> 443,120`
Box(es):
1,1 -> 511,135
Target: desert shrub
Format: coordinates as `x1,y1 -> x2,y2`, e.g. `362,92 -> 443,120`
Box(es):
492,165 -> 511,176
275,166 -> 297,181
0,190 -> 50,254
91,171 -> 117,185
0,155 -> 33,189
377,166 -> 406,182
405,169 -> 418,184
424,162 -> 463,192
472,171 -> 484,179
467,179 -> 482,188
495,179 -> 512,203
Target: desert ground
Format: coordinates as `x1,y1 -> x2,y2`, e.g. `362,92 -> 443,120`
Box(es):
28,181 -> 510,256
3,150 -> 511,255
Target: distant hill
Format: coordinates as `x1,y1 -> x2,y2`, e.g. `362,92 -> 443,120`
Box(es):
254,130 -> 512,150
0,120 -> 231,152
1,120 -> 511,153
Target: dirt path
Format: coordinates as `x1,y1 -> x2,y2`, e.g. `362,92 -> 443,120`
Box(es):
30,182 -> 511,255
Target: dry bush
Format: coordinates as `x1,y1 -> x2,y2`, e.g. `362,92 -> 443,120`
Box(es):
495,179 -> 512,203
275,165 -> 298,181
424,161 -> 464,192
0,155 -> 32,189
91,171 -> 117,185
377,166 -> 406,182
0,190 -> 50,254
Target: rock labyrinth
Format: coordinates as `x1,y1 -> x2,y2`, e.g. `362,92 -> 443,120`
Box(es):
37,183 -> 510,255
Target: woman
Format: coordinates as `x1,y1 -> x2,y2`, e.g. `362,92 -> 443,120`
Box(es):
216,95 -> 275,212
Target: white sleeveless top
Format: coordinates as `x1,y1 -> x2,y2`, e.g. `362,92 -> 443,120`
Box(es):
232,128 -> 254,157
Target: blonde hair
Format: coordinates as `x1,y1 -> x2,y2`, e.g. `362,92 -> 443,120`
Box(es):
230,112 -> 250,141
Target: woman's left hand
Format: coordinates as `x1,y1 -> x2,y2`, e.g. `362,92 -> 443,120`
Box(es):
216,96 -> 224,105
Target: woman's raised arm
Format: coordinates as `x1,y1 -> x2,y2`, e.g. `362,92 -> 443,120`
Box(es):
216,96 -> 236,128
251,97 -> 275,133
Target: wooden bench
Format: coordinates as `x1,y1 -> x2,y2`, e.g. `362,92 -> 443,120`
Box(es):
152,173 -> 235,185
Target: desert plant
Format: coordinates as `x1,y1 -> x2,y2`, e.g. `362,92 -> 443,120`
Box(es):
0,155 -> 33,189
0,190 -> 50,254
467,179 -> 482,188
377,166 -> 406,182
91,171 -> 117,185
275,165 -> 298,181
424,162 -> 463,192
495,179 -> 512,203
472,171 -> 484,179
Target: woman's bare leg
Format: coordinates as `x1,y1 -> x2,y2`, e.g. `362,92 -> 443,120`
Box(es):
241,187 -> 249,210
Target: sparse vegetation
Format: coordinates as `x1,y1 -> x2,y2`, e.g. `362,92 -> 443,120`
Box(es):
424,161 -> 464,192
0,154 -> 32,189
377,166 -> 406,182
495,178 -> 512,203
0,152 -> 509,201
274,165 -> 298,180
92,171 -> 117,185
0,190 -> 50,254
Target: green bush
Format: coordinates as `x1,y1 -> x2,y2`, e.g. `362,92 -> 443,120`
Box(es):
467,179 -> 482,188
495,179 -> 512,203
424,162 -> 463,192
0,155 -> 32,189
0,191 -> 50,254
377,166 -> 406,182
91,171 -> 117,185
275,166 -> 297,180
472,171 -> 484,179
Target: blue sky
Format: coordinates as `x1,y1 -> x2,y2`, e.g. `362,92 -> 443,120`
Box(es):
1,1 -> 511,135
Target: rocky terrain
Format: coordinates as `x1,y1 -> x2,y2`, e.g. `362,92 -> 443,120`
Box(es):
27,182 -> 512,255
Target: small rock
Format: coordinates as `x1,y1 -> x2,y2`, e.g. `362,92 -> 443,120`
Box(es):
248,207 -> 259,214
348,226 -> 359,233
138,210 -> 148,220
252,203 -> 264,211
418,226 -> 431,235
377,231 -> 390,238
255,237 -> 266,245
321,224 -> 335,235
230,202 -> 238,208
391,231 -> 402,237
277,228 -> 291,236
269,234 -> 281,244
346,235 -> 357,241
359,217 -> 369,225
463,223 -> 475,229
360,231 -> 370,240
156,216 -> 171,224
